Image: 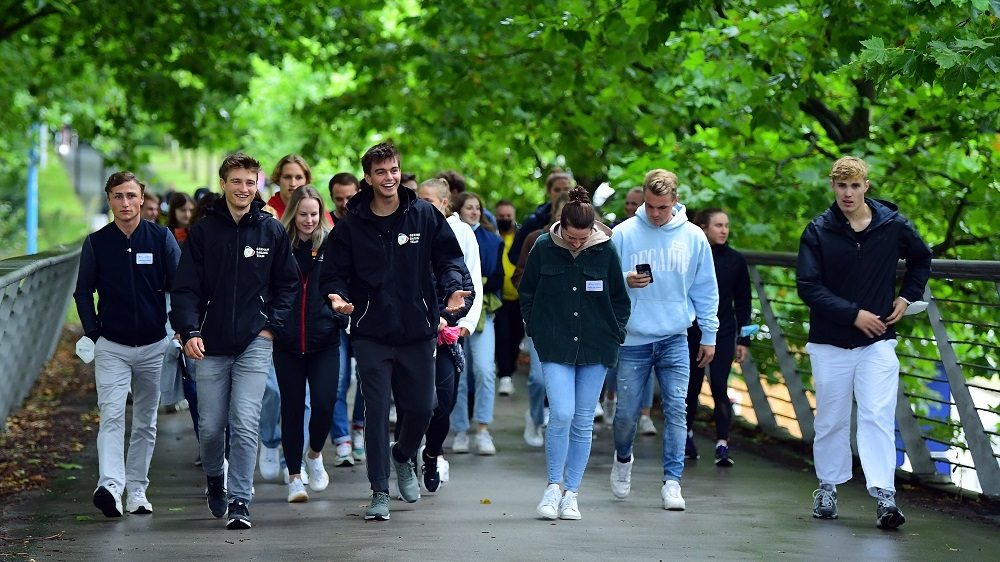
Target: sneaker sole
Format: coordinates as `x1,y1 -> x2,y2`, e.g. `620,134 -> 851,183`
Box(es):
536,508 -> 558,520
335,458 -> 355,467
93,487 -> 122,518
714,458 -> 734,467
127,505 -> 152,515
364,513 -> 390,521
288,492 -> 309,503
559,512 -> 582,520
812,512 -> 838,519
226,518 -> 251,530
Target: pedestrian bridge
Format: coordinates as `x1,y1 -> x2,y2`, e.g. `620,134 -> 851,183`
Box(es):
1,245 -> 997,560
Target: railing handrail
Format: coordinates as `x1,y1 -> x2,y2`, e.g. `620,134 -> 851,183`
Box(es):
0,244 -> 83,288
739,249 -> 1000,281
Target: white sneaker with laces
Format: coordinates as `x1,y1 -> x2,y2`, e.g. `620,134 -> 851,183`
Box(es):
259,446 -> 281,481
452,432 -> 470,453
352,428 -> 366,462
282,464 -> 309,486
558,490 -> 581,520
304,453 -> 329,491
661,480 -> 686,510
498,377 -> 515,396
125,487 -> 152,514
476,429 -> 497,455
639,414 -> 657,436
610,455 -> 633,499
536,484 -> 561,520
523,410 -> 544,447
334,441 -> 354,467
287,478 -> 308,503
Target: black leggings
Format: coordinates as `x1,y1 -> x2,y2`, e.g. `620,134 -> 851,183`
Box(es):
273,345 -> 340,473
686,325 -> 737,440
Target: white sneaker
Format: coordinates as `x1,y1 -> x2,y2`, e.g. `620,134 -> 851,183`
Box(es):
536,484 -> 561,520
498,377 -> 515,396
639,414 -> 657,436
304,454 -> 330,491
388,405 -> 398,425
610,455 -> 633,499
259,446 -> 281,481
93,482 -> 123,517
452,432 -> 470,453
594,401 -> 605,421
543,407 -> 550,426
125,487 -> 152,514
438,457 -> 450,483
352,428 -> 366,462
334,441 -> 354,467
523,410 -> 544,447
287,478 -> 309,503
661,480 -> 686,510
476,430 -> 497,456
558,491 -> 581,520
282,464 -> 309,486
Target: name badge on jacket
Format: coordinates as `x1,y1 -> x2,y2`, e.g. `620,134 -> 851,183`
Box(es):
136,253 -> 153,265
585,280 -> 603,292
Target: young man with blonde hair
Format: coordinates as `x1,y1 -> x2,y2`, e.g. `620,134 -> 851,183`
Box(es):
797,156 -> 931,529
609,168 -> 719,511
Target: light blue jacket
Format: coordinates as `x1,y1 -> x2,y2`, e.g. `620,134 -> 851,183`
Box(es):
610,202 -> 719,346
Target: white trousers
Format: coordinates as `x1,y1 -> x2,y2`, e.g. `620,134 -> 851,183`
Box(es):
807,339 -> 899,496
94,337 -> 168,493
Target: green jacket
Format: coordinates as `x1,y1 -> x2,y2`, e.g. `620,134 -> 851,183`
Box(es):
519,232 -> 631,368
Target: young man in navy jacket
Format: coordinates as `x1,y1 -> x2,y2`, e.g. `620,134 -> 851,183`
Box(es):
171,152 -> 298,530
797,156 -> 931,530
74,171 -> 181,518
320,142 -> 471,521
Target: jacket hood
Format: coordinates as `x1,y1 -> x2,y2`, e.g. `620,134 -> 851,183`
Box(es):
636,201 -> 689,230
346,181 -> 417,218
550,220 -> 612,257
209,196 -> 268,225
822,197 -> 898,231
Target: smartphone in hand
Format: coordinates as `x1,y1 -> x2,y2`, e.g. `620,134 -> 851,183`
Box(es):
636,263 -> 653,283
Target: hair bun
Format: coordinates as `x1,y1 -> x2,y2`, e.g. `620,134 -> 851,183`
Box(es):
567,185 -> 590,204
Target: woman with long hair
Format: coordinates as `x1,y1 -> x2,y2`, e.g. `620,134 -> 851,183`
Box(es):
519,186 -> 631,520
684,208 -> 751,466
167,193 -> 195,243
273,185 -> 344,502
449,192 -> 504,455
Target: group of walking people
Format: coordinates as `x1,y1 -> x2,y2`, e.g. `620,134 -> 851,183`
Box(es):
74,144 -> 930,532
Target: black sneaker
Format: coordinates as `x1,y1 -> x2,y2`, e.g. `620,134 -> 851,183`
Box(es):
422,453 -> 441,493
685,436 -> 699,460
206,474 -> 227,518
714,444 -> 734,467
226,499 -> 251,530
812,483 -> 838,519
875,489 -> 906,530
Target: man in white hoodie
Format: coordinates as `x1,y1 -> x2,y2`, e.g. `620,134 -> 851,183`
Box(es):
608,169 -> 720,511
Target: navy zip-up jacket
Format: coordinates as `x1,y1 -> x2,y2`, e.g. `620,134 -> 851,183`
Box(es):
275,238 -> 348,354
318,186 -> 469,344
797,198 -> 931,349
74,219 -> 180,346
170,197 -> 298,356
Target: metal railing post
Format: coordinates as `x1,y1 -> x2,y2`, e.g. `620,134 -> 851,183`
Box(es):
737,353 -> 779,434
747,265 -> 815,442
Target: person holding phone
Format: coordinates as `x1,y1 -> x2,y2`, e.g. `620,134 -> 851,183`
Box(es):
684,209 -> 752,466
608,169 -> 719,511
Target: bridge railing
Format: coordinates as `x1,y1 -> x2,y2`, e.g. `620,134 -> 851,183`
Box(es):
0,244 -> 81,427
712,250 -> 1000,499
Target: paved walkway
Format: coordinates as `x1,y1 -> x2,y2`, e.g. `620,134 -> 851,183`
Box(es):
2,380 -> 997,561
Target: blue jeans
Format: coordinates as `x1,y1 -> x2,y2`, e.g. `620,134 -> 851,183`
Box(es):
451,315 -> 497,431
260,364 -> 282,449
604,365 -> 655,408
331,331 -> 365,444
613,334 -> 690,482
196,336 -> 272,504
542,362 -> 607,492
526,338 -> 546,427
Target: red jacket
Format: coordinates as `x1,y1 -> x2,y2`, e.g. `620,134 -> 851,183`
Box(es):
266,192 -> 335,225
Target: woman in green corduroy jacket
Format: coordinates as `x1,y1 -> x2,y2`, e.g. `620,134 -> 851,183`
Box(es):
519,186 -> 631,521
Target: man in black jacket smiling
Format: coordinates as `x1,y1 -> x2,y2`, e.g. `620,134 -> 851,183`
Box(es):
797,156 -> 931,530
321,142 -> 470,521
171,152 -> 297,530
74,171 -> 180,518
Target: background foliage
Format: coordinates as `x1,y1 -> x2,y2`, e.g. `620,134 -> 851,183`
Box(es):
2,0 -> 997,259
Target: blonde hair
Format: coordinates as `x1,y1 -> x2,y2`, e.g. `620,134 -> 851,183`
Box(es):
642,169 -> 679,199
281,185 -> 331,249
419,177 -> 450,201
830,156 -> 869,181
545,169 -> 574,192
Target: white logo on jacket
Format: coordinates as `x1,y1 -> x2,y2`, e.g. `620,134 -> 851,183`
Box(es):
629,241 -> 691,275
243,246 -> 255,258
396,233 -> 421,245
